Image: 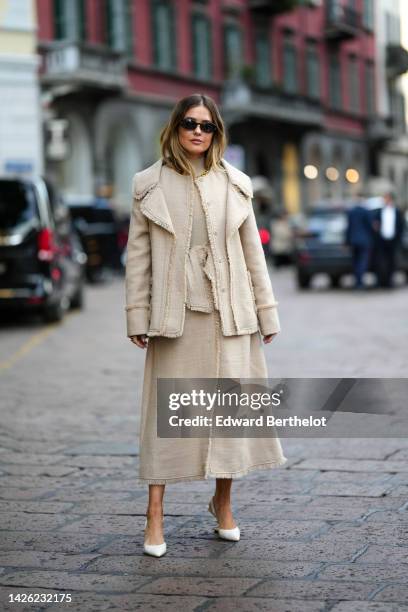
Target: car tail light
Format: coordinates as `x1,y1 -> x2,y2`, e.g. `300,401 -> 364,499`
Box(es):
51,267 -> 61,281
259,228 -> 270,245
37,228 -> 56,261
27,296 -> 44,304
298,251 -> 311,263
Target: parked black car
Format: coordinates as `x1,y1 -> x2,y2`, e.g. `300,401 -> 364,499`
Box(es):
293,206 -> 408,289
0,176 -> 87,322
293,207 -> 349,288
66,198 -> 122,282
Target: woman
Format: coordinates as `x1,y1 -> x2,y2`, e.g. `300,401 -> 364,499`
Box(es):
125,93 -> 287,557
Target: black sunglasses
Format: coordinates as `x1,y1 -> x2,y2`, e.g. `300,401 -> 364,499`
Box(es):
179,117 -> 217,134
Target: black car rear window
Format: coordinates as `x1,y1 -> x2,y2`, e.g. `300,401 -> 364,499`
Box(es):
307,213 -> 347,244
0,180 -> 38,230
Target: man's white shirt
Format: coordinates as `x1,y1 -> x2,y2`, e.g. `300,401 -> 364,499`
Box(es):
381,206 -> 396,239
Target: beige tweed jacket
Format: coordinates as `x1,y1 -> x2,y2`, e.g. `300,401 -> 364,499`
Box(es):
124,157 -> 280,338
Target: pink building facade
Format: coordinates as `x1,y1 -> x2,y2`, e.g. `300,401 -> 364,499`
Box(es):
36,0 -> 383,212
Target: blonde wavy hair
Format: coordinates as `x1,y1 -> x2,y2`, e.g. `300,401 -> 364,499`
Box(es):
159,93 -> 227,176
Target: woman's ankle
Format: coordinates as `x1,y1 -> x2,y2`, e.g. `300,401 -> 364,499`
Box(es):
213,494 -> 231,511
146,505 -> 164,518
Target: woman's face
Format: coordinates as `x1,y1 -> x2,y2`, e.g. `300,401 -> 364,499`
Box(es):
177,105 -> 215,159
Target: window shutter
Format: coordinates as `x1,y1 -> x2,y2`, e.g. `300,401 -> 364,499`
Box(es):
206,17 -> 212,79
224,24 -> 241,79
192,13 -> 198,75
152,1 -> 175,71
255,30 -> 271,87
283,35 -> 297,94
192,13 -> 212,78
306,43 -> 320,99
152,0 -> 159,66
105,0 -> 114,48
78,0 -> 86,41
54,0 -> 65,39
222,24 -> 228,77
125,0 -> 134,56
169,2 -> 177,70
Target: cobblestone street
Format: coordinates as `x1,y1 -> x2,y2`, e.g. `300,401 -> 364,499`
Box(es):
1,268 -> 408,611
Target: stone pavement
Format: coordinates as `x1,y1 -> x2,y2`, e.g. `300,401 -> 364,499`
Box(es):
0,272 -> 407,612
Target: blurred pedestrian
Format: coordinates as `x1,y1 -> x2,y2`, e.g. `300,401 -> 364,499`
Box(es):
345,195 -> 374,289
371,190 -> 404,288
124,93 -> 286,557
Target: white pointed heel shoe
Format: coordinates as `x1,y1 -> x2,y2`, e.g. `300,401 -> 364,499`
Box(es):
143,517 -> 167,557
208,496 -> 240,542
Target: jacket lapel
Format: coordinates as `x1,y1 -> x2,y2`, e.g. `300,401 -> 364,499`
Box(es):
133,159 -> 175,235
220,159 -> 253,241
133,157 -> 252,238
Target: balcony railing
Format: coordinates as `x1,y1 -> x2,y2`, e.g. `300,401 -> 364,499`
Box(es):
248,0 -> 301,15
325,1 -> 362,40
221,79 -> 323,128
39,41 -> 127,89
366,117 -> 394,143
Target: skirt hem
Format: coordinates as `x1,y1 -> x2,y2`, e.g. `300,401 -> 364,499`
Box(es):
139,455 -> 288,485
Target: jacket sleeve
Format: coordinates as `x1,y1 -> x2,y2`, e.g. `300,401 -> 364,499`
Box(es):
124,174 -> 152,337
239,197 -> 281,336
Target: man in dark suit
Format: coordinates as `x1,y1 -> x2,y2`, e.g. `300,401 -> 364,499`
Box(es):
371,191 -> 404,288
345,196 -> 374,289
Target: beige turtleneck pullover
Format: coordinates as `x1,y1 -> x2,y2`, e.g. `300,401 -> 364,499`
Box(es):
189,155 -> 209,246
185,155 -> 218,313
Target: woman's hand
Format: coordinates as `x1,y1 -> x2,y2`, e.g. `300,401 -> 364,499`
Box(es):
263,333 -> 278,344
130,334 -> 149,349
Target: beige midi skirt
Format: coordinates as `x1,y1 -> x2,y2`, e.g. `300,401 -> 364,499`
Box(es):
138,307 -> 288,484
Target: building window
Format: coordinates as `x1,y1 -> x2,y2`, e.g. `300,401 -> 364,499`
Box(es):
223,23 -> 243,79
282,31 -> 297,94
328,52 -> 342,110
348,54 -> 360,113
305,40 -> 320,99
105,0 -> 133,55
54,0 -> 86,41
152,0 -> 176,71
254,29 -> 272,87
327,0 -> 339,24
365,61 -> 375,116
363,0 -> 374,30
192,13 -> 212,79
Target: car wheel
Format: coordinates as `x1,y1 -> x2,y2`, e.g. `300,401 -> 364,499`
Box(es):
87,268 -> 104,284
297,271 -> 311,289
43,299 -> 64,323
87,270 -> 96,283
70,282 -> 84,309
